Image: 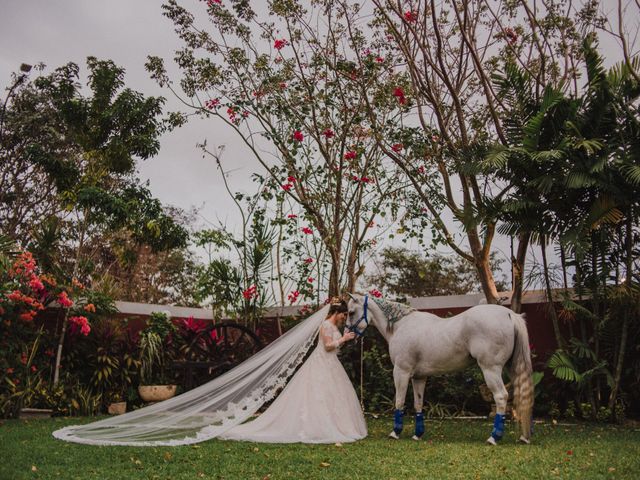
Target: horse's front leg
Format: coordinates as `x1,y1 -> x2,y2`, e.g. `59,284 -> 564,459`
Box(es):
411,377 -> 426,441
390,365 -> 411,439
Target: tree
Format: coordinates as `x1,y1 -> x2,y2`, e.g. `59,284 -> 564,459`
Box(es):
0,58 -> 189,384
341,0 -> 607,306
148,0 -> 409,298
366,246 -> 508,298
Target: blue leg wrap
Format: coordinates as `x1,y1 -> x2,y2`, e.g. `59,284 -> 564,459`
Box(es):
415,412 -> 425,438
491,413 -> 505,442
393,409 -> 404,435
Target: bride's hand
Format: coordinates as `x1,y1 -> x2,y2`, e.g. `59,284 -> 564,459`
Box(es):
341,331 -> 356,343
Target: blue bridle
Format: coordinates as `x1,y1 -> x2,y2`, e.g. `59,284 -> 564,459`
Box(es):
347,294 -> 369,337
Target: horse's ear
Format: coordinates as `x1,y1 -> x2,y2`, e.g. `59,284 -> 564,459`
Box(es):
347,293 -> 359,303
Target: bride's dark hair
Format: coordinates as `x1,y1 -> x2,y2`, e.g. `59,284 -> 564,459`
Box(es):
326,297 -> 348,317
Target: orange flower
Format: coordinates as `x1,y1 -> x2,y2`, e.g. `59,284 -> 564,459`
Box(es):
84,303 -> 96,313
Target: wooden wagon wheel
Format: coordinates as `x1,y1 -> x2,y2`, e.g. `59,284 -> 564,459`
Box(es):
176,322 -> 263,389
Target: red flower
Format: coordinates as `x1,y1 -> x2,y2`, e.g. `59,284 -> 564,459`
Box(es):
391,143 -> 403,152
323,129 -> 335,138
404,10 -> 417,22
205,98 -> 220,109
206,0 -> 222,6
227,107 -> 237,121
375,56 -> 385,63
29,276 -> 45,293
58,291 -> 73,308
281,183 -> 293,191
304,258 -> 314,264
279,82 -> 287,90
274,39 -> 288,50
31,365 -> 38,373
287,176 -> 297,183
301,227 -> 313,235
287,290 -> 300,303
307,277 -> 314,283
242,285 -> 258,300
293,130 -> 304,142
183,316 -> 208,333
418,165 -> 426,174
566,450 -> 573,455
393,87 -> 406,105
287,214 -> 298,219
70,315 -> 91,336
344,150 -> 357,160
369,289 -> 383,298
19,311 -> 36,322
5,368 -> 14,374
84,303 -> 96,313
504,27 -> 518,44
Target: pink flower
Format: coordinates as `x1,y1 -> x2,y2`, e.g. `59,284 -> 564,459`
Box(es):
418,165 -> 426,174
504,27 -> 518,44
274,39 -> 288,50
206,0 -> 222,6
344,150 -> 357,160
58,291 -> 73,308
282,183 -> 293,191
304,258 -> 314,264
31,365 -> 38,373
205,98 -> 220,109
70,315 -> 91,336
360,176 -> 374,184
369,288 -> 383,298
279,82 -> 287,90
301,227 -> 313,235
323,129 -> 335,138
391,143 -> 403,152
81,324 -> 91,336
375,56 -> 385,63
227,107 -> 236,121
307,277 -> 314,283
431,134 -> 440,143
293,130 -> 304,142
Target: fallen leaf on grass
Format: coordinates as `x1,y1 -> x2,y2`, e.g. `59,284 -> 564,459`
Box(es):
31,466 -> 37,472
164,451 -> 173,461
320,462 -> 331,468
253,447 -> 260,452
608,467 -> 616,472
334,442 -> 343,448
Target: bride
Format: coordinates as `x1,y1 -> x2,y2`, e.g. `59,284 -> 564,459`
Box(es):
221,298 -> 367,443
53,298 -> 367,446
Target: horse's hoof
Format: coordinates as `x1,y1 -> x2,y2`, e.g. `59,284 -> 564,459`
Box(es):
388,431 -> 400,440
518,435 -> 531,444
486,436 -> 497,446
411,435 -> 422,441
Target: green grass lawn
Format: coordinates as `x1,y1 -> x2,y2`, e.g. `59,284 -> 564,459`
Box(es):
1,416 -> 639,480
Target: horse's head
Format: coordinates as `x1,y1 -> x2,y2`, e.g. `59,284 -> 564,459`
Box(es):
346,293 -> 369,337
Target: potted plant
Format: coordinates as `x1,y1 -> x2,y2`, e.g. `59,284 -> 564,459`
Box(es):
138,311 -> 178,402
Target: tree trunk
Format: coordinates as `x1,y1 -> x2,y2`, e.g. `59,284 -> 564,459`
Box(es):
540,234 -> 564,349
511,232 -> 530,313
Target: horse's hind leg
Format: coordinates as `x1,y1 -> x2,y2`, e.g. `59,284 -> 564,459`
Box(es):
480,364 -> 509,445
390,365 -> 411,439
411,377 -> 426,440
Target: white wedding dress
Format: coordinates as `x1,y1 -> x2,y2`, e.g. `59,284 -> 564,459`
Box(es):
220,320 -> 367,443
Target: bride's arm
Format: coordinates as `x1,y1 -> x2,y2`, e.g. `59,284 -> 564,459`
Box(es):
321,323 -> 355,351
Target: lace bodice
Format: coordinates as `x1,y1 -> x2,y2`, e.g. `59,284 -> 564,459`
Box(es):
320,320 -> 342,351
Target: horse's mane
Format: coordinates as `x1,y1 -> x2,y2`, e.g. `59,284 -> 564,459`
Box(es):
371,297 -> 414,332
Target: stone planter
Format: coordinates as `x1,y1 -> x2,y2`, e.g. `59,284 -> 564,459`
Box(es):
138,385 -> 177,403
19,408 -> 53,419
108,401 -> 127,415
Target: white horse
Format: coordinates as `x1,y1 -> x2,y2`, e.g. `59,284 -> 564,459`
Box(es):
346,294 -> 534,444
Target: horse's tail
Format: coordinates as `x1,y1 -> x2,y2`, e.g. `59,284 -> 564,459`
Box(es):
509,312 -> 534,442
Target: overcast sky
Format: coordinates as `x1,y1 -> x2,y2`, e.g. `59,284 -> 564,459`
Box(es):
1,0 -> 259,233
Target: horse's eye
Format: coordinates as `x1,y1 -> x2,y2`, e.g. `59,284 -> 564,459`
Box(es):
348,310 -> 355,316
